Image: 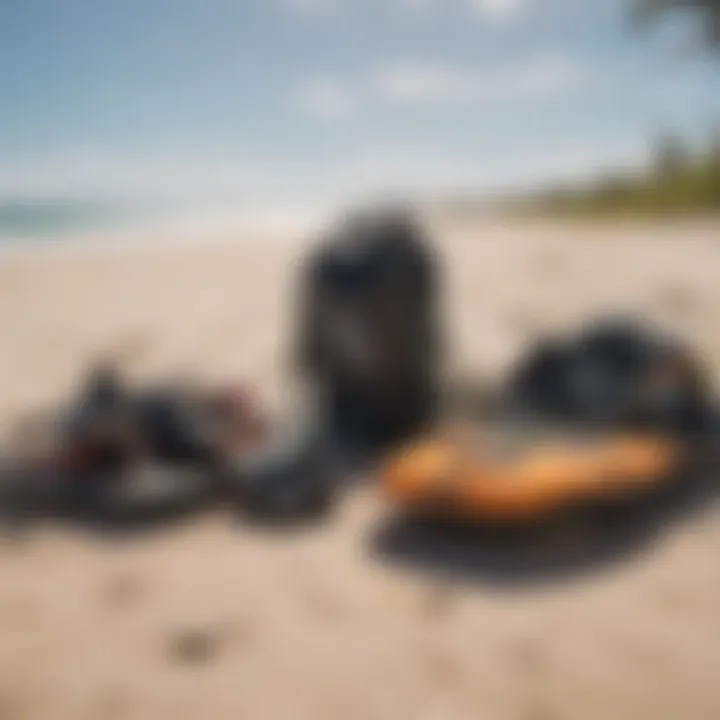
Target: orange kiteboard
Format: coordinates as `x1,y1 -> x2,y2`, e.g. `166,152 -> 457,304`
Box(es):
381,421 -> 682,523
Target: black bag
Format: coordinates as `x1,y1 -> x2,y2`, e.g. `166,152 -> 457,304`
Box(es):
508,317 -> 710,435
296,211 -> 442,449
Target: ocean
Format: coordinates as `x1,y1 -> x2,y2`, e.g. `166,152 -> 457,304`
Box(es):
0,198 -> 164,243
0,196 -> 333,249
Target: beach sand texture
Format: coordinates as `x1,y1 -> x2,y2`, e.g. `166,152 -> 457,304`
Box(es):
0,217 -> 718,720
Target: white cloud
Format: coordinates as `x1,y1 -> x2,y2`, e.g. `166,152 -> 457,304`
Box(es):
473,0 -> 525,23
295,78 -> 357,118
283,0 -> 521,19
375,57 -> 579,105
307,57 -> 580,110
280,0 -> 542,25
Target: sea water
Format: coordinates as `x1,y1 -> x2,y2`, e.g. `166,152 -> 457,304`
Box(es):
0,195 -> 334,249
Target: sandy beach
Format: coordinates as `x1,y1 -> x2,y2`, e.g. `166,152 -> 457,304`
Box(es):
1,216 -> 719,720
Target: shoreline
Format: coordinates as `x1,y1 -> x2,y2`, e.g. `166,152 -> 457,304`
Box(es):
1,213 -> 718,264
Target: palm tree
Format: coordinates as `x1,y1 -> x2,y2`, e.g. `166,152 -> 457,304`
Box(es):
634,0 -> 720,48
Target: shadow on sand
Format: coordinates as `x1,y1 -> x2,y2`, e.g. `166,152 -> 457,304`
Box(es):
368,466 -> 720,590
0,496 -> 218,543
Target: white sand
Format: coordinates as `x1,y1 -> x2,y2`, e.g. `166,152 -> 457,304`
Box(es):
0,217 -> 718,720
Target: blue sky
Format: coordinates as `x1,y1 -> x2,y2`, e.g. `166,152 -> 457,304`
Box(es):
0,0 -> 718,204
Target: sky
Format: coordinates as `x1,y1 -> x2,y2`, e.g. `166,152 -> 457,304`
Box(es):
0,0 -> 718,207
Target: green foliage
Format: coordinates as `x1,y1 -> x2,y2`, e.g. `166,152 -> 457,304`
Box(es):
512,155 -> 720,219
